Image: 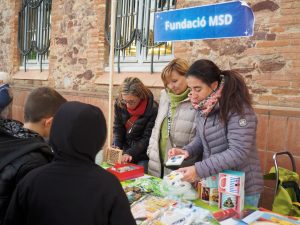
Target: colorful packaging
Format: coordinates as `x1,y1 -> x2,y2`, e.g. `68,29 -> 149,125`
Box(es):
161,171 -> 198,200
205,174 -> 219,188
218,170 -> 245,212
209,187 -> 219,206
198,175 -> 219,206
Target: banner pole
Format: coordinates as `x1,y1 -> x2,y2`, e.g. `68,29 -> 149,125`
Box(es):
106,0 -> 117,160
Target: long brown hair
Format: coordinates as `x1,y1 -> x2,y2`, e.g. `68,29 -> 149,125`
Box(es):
117,77 -> 152,108
186,59 -> 252,124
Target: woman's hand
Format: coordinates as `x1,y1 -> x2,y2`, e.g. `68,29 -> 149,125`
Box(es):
121,154 -> 132,163
168,148 -> 189,159
177,166 -> 197,182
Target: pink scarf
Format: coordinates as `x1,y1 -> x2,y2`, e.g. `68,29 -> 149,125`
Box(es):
191,77 -> 225,117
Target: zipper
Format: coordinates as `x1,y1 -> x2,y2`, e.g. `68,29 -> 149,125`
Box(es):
202,116 -> 211,156
159,107 -> 168,178
169,103 -> 177,148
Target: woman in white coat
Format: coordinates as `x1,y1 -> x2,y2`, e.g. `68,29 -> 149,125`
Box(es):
147,58 -> 200,178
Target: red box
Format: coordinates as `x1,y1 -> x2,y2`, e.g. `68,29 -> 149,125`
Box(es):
107,163 -> 144,181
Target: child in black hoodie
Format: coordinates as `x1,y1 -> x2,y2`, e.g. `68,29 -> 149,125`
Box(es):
4,101 -> 136,225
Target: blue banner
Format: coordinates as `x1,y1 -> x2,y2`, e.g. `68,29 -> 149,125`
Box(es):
154,1 -> 254,42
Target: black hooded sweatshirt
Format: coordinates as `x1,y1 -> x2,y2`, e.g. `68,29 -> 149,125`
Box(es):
4,102 -> 136,225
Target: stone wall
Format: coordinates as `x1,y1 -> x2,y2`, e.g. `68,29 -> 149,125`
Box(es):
0,0 -> 20,76
49,0 -> 106,91
175,0 -> 300,108
0,0 -> 11,72
1,0 -> 299,107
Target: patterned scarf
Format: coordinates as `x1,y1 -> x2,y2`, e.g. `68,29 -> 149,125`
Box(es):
0,118 -> 40,139
190,76 -> 225,117
125,99 -> 148,131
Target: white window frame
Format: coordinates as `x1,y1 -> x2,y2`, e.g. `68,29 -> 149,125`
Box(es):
107,0 -> 176,72
19,0 -> 51,71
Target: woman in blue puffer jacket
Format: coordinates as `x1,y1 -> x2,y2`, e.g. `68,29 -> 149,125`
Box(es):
168,59 -> 264,207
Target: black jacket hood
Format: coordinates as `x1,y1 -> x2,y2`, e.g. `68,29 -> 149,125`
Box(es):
49,101 -> 107,163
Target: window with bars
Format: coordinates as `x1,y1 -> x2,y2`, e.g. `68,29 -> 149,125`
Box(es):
105,0 -> 177,73
18,0 -> 52,72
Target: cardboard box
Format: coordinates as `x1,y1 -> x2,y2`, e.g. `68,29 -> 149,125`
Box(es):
218,170 -> 245,212
107,163 -> 144,181
197,175 -> 219,206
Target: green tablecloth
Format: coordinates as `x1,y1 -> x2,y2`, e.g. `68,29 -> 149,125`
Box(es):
101,163 -> 300,224
101,162 -> 220,211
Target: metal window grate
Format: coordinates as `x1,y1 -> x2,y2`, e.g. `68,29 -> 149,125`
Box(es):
18,0 -> 52,72
105,0 -> 176,73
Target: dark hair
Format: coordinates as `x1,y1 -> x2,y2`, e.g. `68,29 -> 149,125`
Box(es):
186,59 -> 252,123
24,87 -> 67,122
161,58 -> 189,88
117,77 -> 151,108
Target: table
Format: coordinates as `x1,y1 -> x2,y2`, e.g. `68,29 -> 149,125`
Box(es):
101,163 -> 300,225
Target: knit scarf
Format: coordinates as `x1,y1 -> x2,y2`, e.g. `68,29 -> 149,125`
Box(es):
0,118 -> 40,139
190,76 -> 225,117
125,99 -> 148,131
167,88 -> 190,132
168,88 -> 190,108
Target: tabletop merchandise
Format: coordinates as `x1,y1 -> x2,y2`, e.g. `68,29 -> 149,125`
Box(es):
107,163 -> 144,181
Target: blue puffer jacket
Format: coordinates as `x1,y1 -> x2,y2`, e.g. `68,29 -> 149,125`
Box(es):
184,105 -> 264,195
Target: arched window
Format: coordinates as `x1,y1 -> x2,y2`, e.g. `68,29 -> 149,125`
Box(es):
18,0 -> 52,72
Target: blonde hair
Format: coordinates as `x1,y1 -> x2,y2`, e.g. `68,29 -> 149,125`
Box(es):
161,58 -> 189,88
117,77 -> 151,107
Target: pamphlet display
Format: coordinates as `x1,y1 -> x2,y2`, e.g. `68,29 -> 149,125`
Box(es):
161,171 -> 198,200
102,163 -> 300,224
213,208 -> 300,224
131,195 -> 177,223
165,155 -> 185,166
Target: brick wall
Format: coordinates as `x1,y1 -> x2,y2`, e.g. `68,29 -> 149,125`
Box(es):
175,0 -> 300,108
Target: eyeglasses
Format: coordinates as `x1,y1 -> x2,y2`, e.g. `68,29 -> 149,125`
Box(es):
121,99 -> 139,106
